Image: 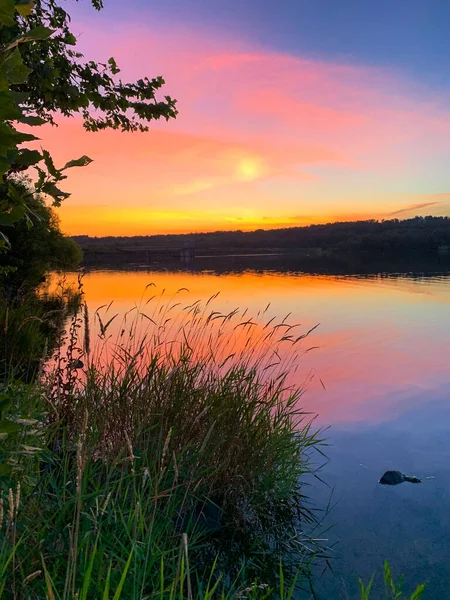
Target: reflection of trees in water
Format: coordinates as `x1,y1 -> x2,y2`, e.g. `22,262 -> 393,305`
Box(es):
74,215 -> 450,269
0,279 -> 82,384
79,251 -> 450,280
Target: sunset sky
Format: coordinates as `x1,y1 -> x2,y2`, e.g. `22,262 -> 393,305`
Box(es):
41,0 -> 450,236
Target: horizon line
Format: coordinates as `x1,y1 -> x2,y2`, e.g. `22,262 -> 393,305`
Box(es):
69,214 -> 449,239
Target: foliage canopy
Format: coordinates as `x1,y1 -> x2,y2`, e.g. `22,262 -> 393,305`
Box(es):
0,0 -> 177,250
0,177 -> 82,292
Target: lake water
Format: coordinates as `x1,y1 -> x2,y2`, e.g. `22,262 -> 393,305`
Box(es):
69,256 -> 450,598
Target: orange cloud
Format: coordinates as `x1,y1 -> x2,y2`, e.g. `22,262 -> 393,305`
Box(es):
37,121 -> 339,207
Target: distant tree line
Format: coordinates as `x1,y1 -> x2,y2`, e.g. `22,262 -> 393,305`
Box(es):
73,216 -> 450,259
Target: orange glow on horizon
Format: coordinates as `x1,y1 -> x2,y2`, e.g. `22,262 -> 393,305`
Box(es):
59,204 -> 400,236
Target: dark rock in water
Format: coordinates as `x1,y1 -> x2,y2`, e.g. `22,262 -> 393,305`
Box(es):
379,470 -> 422,485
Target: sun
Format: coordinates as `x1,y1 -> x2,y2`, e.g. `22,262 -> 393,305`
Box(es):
236,157 -> 263,181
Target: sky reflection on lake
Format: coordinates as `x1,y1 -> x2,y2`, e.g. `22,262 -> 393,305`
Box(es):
62,262 -> 450,598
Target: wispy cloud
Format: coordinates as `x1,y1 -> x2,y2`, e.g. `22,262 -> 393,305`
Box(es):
387,201 -> 441,216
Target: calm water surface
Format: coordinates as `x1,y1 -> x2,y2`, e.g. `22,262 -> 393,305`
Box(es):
71,257 -> 450,598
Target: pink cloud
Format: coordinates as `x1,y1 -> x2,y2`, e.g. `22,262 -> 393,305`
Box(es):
36,16 -> 450,234
69,20 -> 450,159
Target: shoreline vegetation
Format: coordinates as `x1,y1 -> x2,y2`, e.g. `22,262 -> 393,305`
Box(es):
73,216 -> 450,268
0,279 -> 426,598
1,283 -> 329,597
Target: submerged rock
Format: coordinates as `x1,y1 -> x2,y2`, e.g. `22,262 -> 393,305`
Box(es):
379,470 -> 422,485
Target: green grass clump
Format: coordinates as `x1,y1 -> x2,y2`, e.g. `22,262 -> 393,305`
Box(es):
359,561 -> 425,600
0,290 -> 328,598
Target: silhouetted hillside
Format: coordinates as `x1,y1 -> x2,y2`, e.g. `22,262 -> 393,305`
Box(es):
72,217 -> 450,266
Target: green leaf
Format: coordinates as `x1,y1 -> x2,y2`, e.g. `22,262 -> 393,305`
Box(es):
0,157 -> 11,176
24,212 -> 33,228
112,547 -> 134,600
10,91 -> 29,105
35,165 -> 46,188
0,232 -> 11,249
0,125 -> 40,156
16,148 -> 42,166
0,0 -> 15,26
19,115 -> 47,126
65,32 -> 76,45
41,181 -> 70,206
8,181 -> 24,202
3,47 -> 32,85
15,0 -> 34,17
79,541 -> 97,600
102,562 -> 112,600
108,56 -> 120,75
0,205 -> 26,226
62,155 -> 93,170
5,26 -> 54,50
18,25 -> 54,42
410,583 -> 426,599
15,131 -> 38,143
384,561 -> 395,593
0,419 -> 21,434
42,148 -> 57,177
358,575 -> 374,600
0,122 -> 18,156
0,91 -> 21,120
